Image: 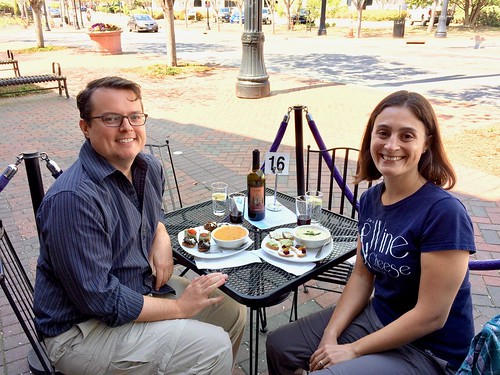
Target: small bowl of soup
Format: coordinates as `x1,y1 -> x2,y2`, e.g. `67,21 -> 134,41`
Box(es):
293,225 -> 331,249
211,225 -> 249,249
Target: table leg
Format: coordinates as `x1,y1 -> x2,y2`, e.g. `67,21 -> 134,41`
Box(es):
248,307 -> 260,375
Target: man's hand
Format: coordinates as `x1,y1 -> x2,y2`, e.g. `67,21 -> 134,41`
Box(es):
177,273 -> 228,317
149,222 -> 174,290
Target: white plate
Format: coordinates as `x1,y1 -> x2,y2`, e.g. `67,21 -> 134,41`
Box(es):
177,226 -> 253,259
260,227 -> 333,263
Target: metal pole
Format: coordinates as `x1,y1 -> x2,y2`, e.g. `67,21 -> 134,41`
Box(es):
317,0 -> 327,35
294,106 -> 305,196
23,152 -> 45,224
235,0 -> 270,99
206,2 -> 211,30
435,0 -> 449,38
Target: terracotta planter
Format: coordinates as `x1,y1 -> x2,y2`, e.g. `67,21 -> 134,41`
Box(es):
88,30 -> 123,55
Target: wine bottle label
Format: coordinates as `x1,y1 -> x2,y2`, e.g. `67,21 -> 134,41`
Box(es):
249,186 -> 265,211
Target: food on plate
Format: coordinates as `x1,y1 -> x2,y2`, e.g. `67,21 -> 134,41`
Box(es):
294,227 -> 329,240
198,231 -> 211,252
265,239 -> 280,251
269,230 -> 294,241
182,228 -> 198,248
204,221 -> 218,232
278,247 -> 294,257
279,239 -> 294,248
212,225 -> 248,241
294,245 -> 307,258
294,225 -> 331,249
269,230 -> 283,240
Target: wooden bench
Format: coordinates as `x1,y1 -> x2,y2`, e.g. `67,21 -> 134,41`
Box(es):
0,62 -> 69,98
0,50 -> 20,77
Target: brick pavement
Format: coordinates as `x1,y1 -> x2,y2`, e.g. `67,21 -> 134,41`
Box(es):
0,28 -> 499,375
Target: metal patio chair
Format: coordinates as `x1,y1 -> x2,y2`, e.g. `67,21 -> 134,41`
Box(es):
303,146 -> 377,293
0,219 -> 63,374
144,139 -> 183,213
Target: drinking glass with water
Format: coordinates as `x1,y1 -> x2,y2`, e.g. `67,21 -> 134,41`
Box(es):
306,191 -> 323,225
211,182 -> 228,216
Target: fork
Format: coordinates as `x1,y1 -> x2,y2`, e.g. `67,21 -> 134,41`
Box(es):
315,239 -> 331,259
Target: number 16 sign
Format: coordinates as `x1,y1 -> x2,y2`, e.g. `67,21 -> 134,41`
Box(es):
264,152 -> 290,212
265,152 -> 290,175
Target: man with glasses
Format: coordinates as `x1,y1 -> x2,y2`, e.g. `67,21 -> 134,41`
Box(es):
33,76 -> 246,374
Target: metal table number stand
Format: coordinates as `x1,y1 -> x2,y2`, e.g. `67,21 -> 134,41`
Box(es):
267,166 -> 283,212
265,151 -> 290,212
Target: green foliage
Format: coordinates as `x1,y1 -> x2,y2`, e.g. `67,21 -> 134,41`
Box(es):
123,63 -> 211,78
476,5 -> 500,26
0,14 -> 24,28
152,11 -> 164,19
0,1 -> 14,13
306,0 -> 343,21
12,46 -> 67,53
0,84 -> 48,97
334,8 -> 407,21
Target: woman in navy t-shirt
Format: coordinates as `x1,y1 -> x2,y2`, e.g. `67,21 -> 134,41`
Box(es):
266,91 -> 475,375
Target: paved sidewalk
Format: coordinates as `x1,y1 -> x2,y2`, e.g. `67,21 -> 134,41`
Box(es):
0,25 -> 499,375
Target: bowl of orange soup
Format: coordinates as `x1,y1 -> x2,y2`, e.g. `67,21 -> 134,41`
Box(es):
211,225 -> 249,249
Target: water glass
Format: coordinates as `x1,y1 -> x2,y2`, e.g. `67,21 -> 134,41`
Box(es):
295,195 -> 312,226
228,192 -> 246,224
211,182 -> 228,216
306,190 -> 323,225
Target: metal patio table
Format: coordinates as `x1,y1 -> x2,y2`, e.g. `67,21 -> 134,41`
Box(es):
164,188 -> 358,375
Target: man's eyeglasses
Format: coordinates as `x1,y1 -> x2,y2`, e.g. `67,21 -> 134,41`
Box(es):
88,113 -> 148,127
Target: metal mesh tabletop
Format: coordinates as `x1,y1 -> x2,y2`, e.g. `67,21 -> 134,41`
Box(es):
165,189 -> 357,308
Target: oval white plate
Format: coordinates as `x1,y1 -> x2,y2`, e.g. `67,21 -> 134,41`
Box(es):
260,227 -> 333,263
177,226 -> 252,259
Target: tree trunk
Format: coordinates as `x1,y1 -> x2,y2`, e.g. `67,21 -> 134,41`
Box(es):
30,1 -> 44,47
356,8 -> 362,38
164,2 -> 177,66
427,0 -> 438,33
463,0 -> 470,26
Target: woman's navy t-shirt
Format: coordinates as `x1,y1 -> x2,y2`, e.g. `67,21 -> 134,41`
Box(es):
358,182 -> 476,370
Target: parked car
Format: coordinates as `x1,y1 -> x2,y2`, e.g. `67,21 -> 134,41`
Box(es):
186,9 -> 197,20
262,7 -> 271,24
47,7 -> 60,18
408,7 -> 453,26
127,14 -> 159,32
217,7 -> 231,23
292,9 -> 308,24
230,11 -> 244,24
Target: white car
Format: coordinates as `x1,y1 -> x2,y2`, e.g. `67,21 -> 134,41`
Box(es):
262,7 -> 272,24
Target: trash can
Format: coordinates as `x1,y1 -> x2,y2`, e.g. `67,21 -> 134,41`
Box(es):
393,19 -> 405,38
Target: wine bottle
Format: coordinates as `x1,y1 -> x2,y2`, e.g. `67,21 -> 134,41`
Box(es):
247,149 -> 265,221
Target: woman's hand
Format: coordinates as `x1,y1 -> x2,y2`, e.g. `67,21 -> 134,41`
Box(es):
149,222 -> 174,290
310,342 -> 358,371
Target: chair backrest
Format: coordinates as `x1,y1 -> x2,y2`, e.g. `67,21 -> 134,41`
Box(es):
0,220 -> 57,374
144,140 -> 183,212
305,146 -> 377,219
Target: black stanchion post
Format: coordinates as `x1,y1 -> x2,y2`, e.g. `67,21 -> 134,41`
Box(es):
294,105 -> 305,196
23,152 -> 45,223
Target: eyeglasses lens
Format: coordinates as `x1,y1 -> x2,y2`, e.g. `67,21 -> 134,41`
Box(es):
101,114 -> 147,127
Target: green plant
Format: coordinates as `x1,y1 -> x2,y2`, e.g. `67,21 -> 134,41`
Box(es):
88,22 -> 121,32
476,6 -> 500,27
0,84 -> 48,97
